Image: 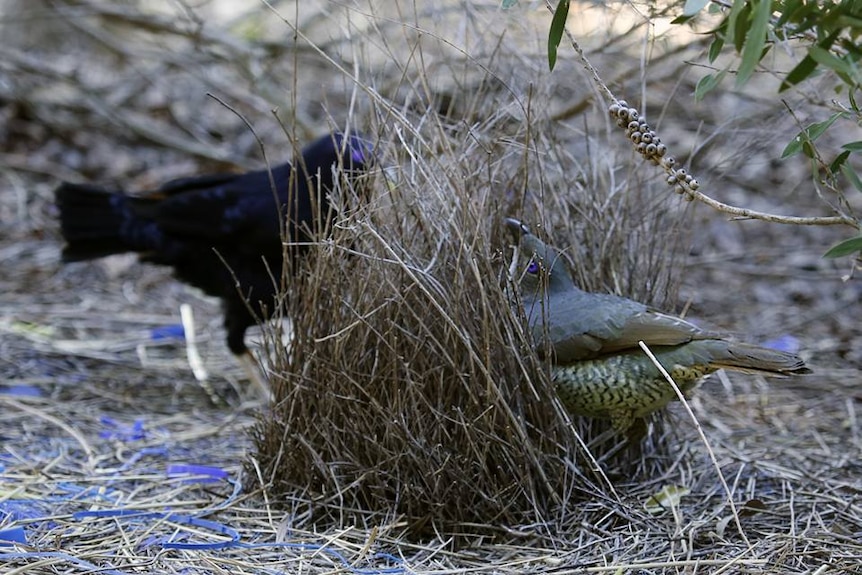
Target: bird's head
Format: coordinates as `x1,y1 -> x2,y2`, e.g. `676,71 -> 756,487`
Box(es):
335,132 -> 375,173
299,131 -> 374,185
297,131 -> 375,210
504,218 -> 575,296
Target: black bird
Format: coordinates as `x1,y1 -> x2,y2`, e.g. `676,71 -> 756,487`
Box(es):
56,132 -> 372,397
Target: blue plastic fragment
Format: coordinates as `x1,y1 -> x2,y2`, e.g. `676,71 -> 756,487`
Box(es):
162,514 -> 240,550
73,509 -> 153,520
238,541 -> 405,574
99,417 -> 147,441
72,510 -> 239,551
0,527 -> 27,546
0,500 -> 47,522
149,324 -> 186,341
166,464 -> 229,483
0,385 -> 43,397
761,334 -> 801,354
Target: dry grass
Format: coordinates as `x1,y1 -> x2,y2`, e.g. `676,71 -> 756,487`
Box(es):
2,0 -> 861,573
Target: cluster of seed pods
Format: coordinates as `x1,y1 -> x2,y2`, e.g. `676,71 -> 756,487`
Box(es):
608,100 -> 700,199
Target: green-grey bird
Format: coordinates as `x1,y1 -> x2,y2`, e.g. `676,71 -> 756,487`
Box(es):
505,218 -> 810,432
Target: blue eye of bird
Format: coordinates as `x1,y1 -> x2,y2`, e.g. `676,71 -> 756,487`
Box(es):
349,136 -> 373,164
526,261 -> 540,274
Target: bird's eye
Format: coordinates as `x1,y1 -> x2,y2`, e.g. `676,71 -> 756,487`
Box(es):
349,137 -> 372,164
526,260 -> 540,275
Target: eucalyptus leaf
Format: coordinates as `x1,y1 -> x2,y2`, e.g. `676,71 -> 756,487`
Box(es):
731,1 -> 752,53
809,45 -> 854,78
830,150 -> 851,174
780,113 -> 842,158
840,163 -> 862,193
695,69 -> 727,101
780,30 -> 841,91
708,32 -> 725,63
824,236 -> 862,258
736,0 -> 773,87
548,0 -> 570,72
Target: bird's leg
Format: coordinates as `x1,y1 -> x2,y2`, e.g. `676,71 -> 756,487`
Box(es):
239,350 -> 272,402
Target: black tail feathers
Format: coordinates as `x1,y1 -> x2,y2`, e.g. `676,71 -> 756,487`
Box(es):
55,183 -> 134,262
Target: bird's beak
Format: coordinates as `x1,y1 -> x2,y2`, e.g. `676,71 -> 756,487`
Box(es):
504,218 -> 527,281
504,218 -> 547,257
504,217 -> 530,241
504,218 -> 560,274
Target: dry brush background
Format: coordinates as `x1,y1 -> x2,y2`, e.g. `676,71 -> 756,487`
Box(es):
2,0 -> 862,573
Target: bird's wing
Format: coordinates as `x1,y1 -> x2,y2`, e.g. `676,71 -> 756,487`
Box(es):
593,309 -> 711,353
531,291 -> 710,362
139,166 -> 288,241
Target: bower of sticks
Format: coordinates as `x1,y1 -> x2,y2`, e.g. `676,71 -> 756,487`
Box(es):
2,1 -> 861,573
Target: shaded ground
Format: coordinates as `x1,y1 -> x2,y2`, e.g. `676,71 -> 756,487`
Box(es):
2,1 -> 862,573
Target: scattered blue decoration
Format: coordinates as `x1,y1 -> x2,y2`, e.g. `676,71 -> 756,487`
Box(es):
99,417 -> 147,441
162,515 -> 241,550
761,334 -> 801,354
0,500 -> 52,523
237,542 -> 404,575
149,324 -> 186,341
0,385 -> 43,397
0,527 -> 27,546
167,464 -> 229,483
0,551 -> 131,575
69,510 -> 405,573
115,446 -> 169,472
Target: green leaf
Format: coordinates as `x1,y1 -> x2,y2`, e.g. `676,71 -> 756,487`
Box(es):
807,113 -> 843,141
842,141 -> 862,152
840,162 -> 862,193
731,1 -> 752,53
709,36 -> 724,64
709,20 -> 727,63
780,54 -> 819,91
824,236 -> 862,258
736,0 -> 773,87
671,14 -> 696,25
780,30 -> 841,91
723,1 -> 742,51
809,46 -> 856,79
548,0 -> 570,72
695,69 -> 727,101
836,14 -> 862,29
774,0 -> 803,28
781,113 -> 842,158
830,150 -> 851,173
683,0 -> 710,16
